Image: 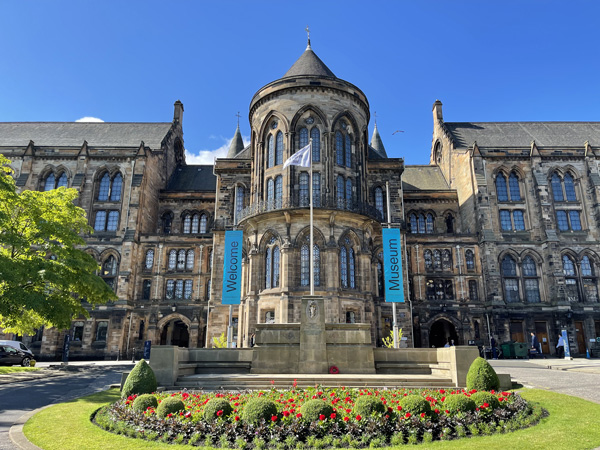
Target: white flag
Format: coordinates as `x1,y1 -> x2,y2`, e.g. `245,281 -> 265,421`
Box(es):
283,143 -> 311,168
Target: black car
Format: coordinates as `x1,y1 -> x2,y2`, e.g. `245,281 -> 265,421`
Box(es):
0,344 -> 32,367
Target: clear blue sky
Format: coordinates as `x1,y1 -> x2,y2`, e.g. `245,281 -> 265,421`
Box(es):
1,1 -> 599,165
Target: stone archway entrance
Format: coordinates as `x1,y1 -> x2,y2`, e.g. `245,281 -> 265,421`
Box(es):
430,319 -> 458,348
160,319 -> 190,347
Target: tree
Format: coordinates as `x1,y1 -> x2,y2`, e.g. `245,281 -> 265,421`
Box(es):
0,155 -> 116,335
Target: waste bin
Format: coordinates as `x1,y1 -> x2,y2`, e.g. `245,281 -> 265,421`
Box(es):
514,342 -> 529,358
501,343 -> 514,359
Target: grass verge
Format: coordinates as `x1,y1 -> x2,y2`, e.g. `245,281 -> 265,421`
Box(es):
22,388 -> 600,450
0,366 -> 41,374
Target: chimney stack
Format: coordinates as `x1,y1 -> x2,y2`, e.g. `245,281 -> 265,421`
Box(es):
173,100 -> 184,123
432,100 -> 443,122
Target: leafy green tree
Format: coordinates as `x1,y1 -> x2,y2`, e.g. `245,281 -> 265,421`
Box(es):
0,155 -> 116,334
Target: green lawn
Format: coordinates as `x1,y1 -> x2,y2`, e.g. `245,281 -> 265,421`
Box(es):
0,366 -> 41,374
22,388 -> 600,450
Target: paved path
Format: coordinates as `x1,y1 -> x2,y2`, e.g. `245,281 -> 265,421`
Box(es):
490,358 -> 600,404
0,366 -> 125,450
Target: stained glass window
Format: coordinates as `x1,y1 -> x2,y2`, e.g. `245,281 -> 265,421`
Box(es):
465,249 -> 474,270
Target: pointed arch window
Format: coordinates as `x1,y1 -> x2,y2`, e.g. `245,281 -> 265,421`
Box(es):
175,280 -> 184,299
424,250 -> 433,271
336,175 -> 345,208
563,255 -> 580,302
56,173 -> 68,188
98,173 -> 110,201
345,134 -> 352,167
267,178 -> 274,209
267,134 -> 274,168
300,243 -> 321,287
465,249 -> 475,270
522,256 -> 540,303
166,280 -> 175,299
299,173 -> 309,207
418,214 -> 425,234
186,250 -> 194,270
236,186 -> 245,216
191,214 -> 199,234
299,127 -> 308,148
442,250 -> 452,271
375,187 -> 384,217
184,280 -> 193,299
426,213 -> 434,234
496,173 -> 508,201
168,250 -> 177,269
409,214 -> 418,234
265,238 -> 280,289
177,250 -> 186,271
433,250 -> 442,270
183,214 -> 191,234
110,173 -> 122,201
200,214 -> 208,233
564,173 -> 577,201
340,238 -> 356,289
97,172 -> 122,202
311,127 -> 321,162
161,212 -> 173,234
43,173 -> 56,191
502,255 -> 519,302
345,179 -> 352,209
312,172 -> 321,207
275,131 -> 283,166
336,131 -> 344,165
552,172 -> 564,201
101,255 -> 118,291
508,173 -> 521,201
275,175 -> 283,208
581,255 -> 599,302
145,249 -> 154,269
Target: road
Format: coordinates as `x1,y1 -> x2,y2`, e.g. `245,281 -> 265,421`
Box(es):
490,359 -> 600,404
0,367 -> 123,450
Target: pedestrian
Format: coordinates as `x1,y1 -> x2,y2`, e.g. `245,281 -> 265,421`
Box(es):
444,339 -> 450,348
530,332 -> 540,357
556,334 -> 565,358
491,336 -> 498,359
250,333 -> 255,347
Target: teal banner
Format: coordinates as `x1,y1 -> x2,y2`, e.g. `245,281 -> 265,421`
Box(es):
382,228 -> 404,303
222,230 -> 243,305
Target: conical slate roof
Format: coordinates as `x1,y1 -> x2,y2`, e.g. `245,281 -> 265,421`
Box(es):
370,123 -> 388,158
283,43 -> 336,78
227,124 -> 245,158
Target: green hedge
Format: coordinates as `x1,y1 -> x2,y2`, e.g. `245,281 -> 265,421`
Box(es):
470,391 -> 500,409
443,394 -> 476,414
132,394 -> 158,413
466,357 -> 500,391
398,395 -> 431,415
203,398 -> 233,421
300,399 -> 334,421
121,360 -> 157,398
156,397 -> 185,418
352,396 -> 386,417
241,398 -> 277,424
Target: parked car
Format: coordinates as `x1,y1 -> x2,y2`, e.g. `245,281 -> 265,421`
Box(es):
0,344 -> 32,366
0,340 -> 35,359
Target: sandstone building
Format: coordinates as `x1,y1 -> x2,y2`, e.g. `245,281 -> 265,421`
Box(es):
2,42 -> 599,359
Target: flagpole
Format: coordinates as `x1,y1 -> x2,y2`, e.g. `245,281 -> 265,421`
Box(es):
309,139 -> 314,296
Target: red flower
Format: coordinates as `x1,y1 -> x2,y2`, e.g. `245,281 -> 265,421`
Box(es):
330,413 -> 336,419
405,412 -> 411,419
217,410 -> 223,417
185,412 -> 192,418
344,416 -> 350,422
420,412 -> 426,418
439,389 -> 445,394
483,402 -> 490,408
271,415 -> 278,422
434,408 -> 440,414
167,413 -> 173,418
234,415 -> 240,421
445,410 -> 450,414
283,411 -> 290,417
356,415 -> 362,421
397,406 -> 403,411
296,413 -> 302,418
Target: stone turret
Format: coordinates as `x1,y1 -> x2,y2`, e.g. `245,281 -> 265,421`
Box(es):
370,123 -> 388,158
227,124 -> 245,158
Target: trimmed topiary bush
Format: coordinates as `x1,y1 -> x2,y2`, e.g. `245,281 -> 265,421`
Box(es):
203,398 -> 233,421
466,357 -> 500,391
156,397 -> 185,418
300,399 -> 334,421
443,394 -> 476,414
398,395 -> 431,415
241,398 -> 278,424
352,396 -> 386,417
121,359 -> 157,398
132,394 -> 158,413
470,391 -> 500,409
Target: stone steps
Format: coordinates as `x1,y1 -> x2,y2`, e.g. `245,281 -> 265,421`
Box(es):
172,373 -> 455,391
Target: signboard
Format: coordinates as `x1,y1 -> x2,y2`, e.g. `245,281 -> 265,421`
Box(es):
562,330 -> 570,359
143,340 -> 152,360
62,334 -> 70,364
222,230 -> 243,305
382,228 -> 405,303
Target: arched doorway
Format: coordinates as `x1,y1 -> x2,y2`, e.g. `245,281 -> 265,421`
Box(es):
160,319 -> 189,347
429,318 -> 458,348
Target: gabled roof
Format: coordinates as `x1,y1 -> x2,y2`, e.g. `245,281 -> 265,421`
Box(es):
283,44 -> 336,78
166,165 -> 216,192
445,122 -> 600,149
402,166 -> 451,191
0,122 -> 173,149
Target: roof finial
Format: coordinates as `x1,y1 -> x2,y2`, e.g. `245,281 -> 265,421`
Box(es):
374,111 -> 377,126
235,111 -> 241,127
305,25 -> 311,49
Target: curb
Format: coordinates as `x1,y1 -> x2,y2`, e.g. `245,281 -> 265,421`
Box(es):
9,407 -> 48,450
